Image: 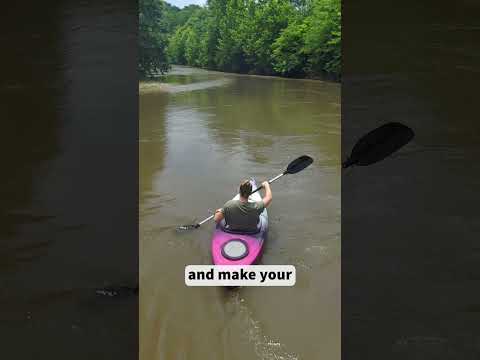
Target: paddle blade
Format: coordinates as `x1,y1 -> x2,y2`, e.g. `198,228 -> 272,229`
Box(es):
176,224 -> 200,232
343,122 -> 414,168
285,155 -> 314,174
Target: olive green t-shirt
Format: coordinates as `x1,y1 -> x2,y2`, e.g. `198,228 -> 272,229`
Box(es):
221,199 -> 265,232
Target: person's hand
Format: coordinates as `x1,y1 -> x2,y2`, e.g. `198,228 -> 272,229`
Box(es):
262,181 -> 270,188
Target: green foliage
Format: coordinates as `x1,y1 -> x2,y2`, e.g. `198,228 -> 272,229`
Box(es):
183,11 -> 209,67
164,3 -> 203,31
140,0 -> 341,80
167,9 -> 209,67
139,0 -> 170,77
303,0 -> 341,78
272,21 -> 308,76
211,0 -> 248,72
272,0 -> 341,79
241,0 -> 295,74
167,26 -> 187,65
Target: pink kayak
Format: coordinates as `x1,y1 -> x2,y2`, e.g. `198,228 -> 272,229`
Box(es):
211,179 -> 268,265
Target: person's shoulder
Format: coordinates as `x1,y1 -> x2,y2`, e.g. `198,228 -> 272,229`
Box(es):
224,199 -> 239,208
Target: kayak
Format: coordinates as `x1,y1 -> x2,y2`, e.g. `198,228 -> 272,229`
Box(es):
211,179 -> 268,265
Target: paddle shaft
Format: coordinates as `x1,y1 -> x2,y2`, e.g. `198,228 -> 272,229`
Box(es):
250,172 -> 284,195
196,172 -> 285,227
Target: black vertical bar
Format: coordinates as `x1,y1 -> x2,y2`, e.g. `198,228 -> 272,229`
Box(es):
0,1 -> 138,359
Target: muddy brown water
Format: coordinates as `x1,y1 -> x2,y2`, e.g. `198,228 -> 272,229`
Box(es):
140,66 -> 341,360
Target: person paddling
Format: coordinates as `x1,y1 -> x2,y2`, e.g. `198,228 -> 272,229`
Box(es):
214,179 -> 272,233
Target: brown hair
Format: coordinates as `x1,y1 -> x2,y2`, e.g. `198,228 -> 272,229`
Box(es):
239,179 -> 252,198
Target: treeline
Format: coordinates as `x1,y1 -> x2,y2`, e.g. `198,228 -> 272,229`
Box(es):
139,0 -> 200,76
139,0 -> 340,80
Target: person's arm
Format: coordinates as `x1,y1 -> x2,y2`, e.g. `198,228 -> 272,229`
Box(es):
214,208 -> 224,223
261,181 -> 272,208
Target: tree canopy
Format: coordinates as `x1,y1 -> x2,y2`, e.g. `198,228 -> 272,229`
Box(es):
139,0 -> 341,80
139,0 -> 169,76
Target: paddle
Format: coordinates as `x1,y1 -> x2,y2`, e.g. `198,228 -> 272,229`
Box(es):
176,155 -> 314,231
97,125 -> 414,297
343,122 -> 414,168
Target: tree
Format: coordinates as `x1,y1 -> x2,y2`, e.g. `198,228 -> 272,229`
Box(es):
140,0 -> 341,80
241,0 -> 295,74
272,21 -> 308,76
167,8 -> 209,67
303,0 -> 341,78
214,0 -> 248,72
139,0 -> 170,77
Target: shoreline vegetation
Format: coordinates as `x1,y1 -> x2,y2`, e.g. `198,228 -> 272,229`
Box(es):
139,64 -> 338,94
139,0 -> 341,82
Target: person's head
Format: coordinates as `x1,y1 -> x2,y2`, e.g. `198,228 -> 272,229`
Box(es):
239,179 -> 252,199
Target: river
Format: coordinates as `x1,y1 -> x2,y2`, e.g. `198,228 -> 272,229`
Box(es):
140,66 -> 341,360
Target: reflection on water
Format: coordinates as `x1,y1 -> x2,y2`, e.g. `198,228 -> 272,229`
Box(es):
140,93 -> 167,202
140,66 -> 340,360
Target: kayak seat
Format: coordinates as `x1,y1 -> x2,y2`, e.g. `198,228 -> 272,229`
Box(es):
219,219 -> 261,235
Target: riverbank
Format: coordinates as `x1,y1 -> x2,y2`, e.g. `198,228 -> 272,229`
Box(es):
202,66 -> 340,83
140,65 -> 339,91
138,81 -> 169,93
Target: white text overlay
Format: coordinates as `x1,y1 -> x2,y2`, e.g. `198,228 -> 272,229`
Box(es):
185,265 -> 296,287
